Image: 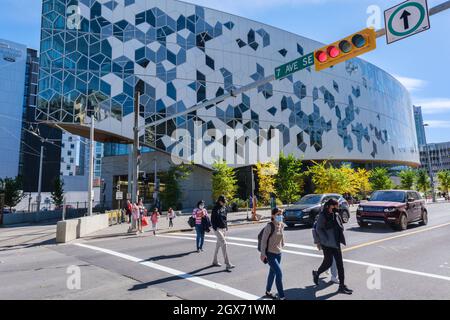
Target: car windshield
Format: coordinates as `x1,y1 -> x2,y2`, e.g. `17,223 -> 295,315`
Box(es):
370,191 -> 406,203
296,195 -> 323,205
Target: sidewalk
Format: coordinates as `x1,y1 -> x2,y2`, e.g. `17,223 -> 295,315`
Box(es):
80,209 -> 273,242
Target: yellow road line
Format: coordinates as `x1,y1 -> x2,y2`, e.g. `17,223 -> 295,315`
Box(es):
343,221 -> 450,252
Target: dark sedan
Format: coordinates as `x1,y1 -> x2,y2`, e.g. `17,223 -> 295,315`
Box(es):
283,194 -> 350,227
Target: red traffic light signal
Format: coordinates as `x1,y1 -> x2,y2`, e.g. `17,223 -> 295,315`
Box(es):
314,28 -> 376,71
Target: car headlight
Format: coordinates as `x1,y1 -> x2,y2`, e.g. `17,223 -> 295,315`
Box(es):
357,206 -> 363,211
384,208 -> 396,213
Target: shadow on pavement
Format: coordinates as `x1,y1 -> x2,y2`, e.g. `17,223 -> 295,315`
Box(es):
347,223 -> 422,234
144,250 -> 198,262
285,282 -> 339,300
128,264 -> 228,292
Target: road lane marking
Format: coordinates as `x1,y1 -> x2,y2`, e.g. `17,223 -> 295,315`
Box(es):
343,221 -> 450,252
171,232 -> 317,251
74,243 -> 259,300
158,235 -> 450,283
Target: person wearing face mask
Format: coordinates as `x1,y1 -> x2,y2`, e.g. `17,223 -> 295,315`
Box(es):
260,208 -> 286,300
192,200 -> 208,253
313,199 -> 353,295
211,195 -> 235,271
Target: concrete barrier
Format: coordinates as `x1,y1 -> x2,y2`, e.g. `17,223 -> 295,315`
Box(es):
56,219 -> 79,243
56,213 -> 109,243
78,214 -> 109,238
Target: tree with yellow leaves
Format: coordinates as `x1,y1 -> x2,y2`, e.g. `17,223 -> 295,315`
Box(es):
255,161 -> 278,205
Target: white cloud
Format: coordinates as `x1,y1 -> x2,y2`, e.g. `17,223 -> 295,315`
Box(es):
414,98 -> 450,114
393,75 -> 427,92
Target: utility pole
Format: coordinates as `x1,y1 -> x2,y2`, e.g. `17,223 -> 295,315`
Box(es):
36,143 -> 44,214
87,116 -> 95,216
132,91 -> 140,204
153,158 -> 158,209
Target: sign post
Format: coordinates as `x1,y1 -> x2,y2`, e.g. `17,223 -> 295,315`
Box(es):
385,0 -> 430,44
275,52 -> 315,80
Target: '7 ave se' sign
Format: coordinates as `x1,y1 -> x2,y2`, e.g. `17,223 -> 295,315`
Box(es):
275,52 -> 315,80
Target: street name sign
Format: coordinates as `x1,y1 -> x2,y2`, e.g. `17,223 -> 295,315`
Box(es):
275,52 -> 314,80
385,0 -> 430,44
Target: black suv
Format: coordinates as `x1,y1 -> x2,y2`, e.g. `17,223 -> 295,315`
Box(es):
283,194 -> 350,227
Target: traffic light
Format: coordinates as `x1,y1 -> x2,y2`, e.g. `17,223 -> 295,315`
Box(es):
314,28 -> 376,71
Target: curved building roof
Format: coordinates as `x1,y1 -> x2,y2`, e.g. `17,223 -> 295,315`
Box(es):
37,0 -> 420,167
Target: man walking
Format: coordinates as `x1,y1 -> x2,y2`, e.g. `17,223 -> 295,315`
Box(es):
211,195 -> 235,271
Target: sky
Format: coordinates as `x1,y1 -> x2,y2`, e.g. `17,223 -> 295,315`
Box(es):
0,0 -> 449,143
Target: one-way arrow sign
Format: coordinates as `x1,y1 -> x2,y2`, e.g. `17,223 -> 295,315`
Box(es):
385,0 -> 430,44
400,10 -> 412,29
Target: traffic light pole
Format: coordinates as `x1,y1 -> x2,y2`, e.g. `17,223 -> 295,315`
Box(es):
87,117 -> 95,216
132,91 -> 140,204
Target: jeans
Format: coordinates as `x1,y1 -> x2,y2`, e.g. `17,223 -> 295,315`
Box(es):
266,252 -> 284,299
317,245 -> 345,286
213,228 -> 231,266
195,224 -> 205,250
169,218 -> 173,228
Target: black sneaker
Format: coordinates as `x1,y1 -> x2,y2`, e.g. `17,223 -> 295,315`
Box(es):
338,285 -> 353,295
312,270 -> 319,285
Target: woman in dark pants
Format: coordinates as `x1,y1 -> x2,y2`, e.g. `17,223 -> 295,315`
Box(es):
313,199 -> 353,295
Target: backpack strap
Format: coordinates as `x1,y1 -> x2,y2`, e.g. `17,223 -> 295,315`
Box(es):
265,222 -> 275,254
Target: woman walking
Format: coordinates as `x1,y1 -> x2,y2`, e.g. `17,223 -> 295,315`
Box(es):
167,207 -> 176,228
137,199 -> 145,234
312,199 -> 353,295
260,208 -> 286,300
192,200 -> 208,253
151,207 -> 160,235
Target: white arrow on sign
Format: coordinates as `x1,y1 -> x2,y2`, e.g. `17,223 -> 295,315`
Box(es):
384,0 -> 430,44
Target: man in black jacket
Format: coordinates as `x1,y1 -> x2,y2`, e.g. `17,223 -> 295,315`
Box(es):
211,195 -> 235,271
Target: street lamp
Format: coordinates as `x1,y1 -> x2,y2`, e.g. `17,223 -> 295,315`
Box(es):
423,124 -> 436,203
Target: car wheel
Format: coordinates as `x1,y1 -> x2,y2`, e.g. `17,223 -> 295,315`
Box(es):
341,210 -> 350,223
399,214 -> 408,231
419,210 -> 428,226
357,221 -> 368,228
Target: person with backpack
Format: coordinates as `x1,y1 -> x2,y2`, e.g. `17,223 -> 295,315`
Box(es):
312,219 -> 339,284
192,200 -> 208,253
211,195 -> 235,271
312,199 -> 353,295
167,207 -> 176,228
259,207 -> 286,300
151,207 -> 160,236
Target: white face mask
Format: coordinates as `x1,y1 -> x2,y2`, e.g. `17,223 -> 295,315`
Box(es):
199,205 -> 205,210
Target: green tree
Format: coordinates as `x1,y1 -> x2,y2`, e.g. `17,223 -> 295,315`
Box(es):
415,170 -> 430,196
369,168 -> 394,191
398,170 -> 416,190
160,163 -> 193,210
3,176 -> 24,211
51,176 -> 65,207
211,160 -> 238,202
275,154 -> 304,204
255,161 -> 278,205
437,170 -> 450,196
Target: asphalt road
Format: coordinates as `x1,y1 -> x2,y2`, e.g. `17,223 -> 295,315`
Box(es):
1,203 -> 450,300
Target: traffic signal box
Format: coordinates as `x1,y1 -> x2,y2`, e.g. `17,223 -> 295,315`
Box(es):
314,28 -> 377,71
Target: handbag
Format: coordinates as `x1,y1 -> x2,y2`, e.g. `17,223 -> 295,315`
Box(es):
188,216 -> 196,228
142,216 -> 149,227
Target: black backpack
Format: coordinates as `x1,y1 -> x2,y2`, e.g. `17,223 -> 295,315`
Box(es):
257,222 -> 275,253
